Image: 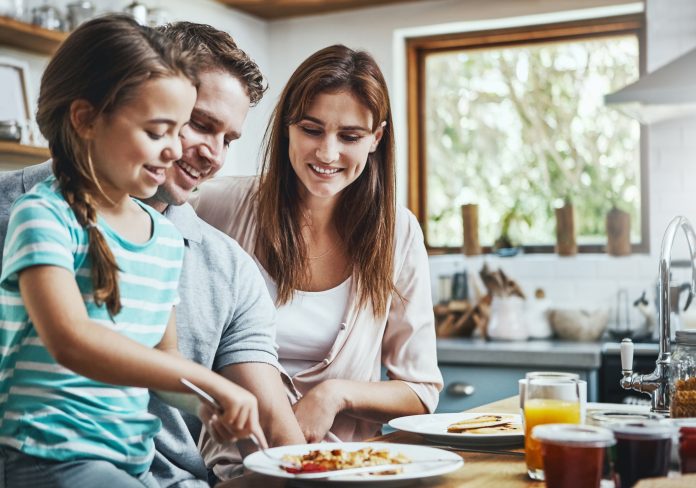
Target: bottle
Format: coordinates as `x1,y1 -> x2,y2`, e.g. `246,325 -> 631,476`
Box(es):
669,330 -> 696,418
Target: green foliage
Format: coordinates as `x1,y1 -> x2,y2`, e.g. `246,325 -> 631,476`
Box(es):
425,36 -> 641,247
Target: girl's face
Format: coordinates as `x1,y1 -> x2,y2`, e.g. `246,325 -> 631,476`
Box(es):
288,90 -> 384,206
88,75 -> 197,202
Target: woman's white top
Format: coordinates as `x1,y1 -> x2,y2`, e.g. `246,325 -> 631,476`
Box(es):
191,176 -> 443,442
256,258 -> 352,377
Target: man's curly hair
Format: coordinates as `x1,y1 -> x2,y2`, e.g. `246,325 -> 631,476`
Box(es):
158,21 -> 267,106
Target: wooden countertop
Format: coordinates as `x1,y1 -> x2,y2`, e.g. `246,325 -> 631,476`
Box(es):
216,396 -> 696,487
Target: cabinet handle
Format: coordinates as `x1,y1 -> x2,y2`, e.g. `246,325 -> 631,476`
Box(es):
446,382 -> 475,397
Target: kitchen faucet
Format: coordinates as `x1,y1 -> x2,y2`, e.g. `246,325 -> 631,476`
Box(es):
620,216 -> 696,414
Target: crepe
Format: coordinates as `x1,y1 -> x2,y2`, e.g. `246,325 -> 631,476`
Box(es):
446,414 -> 518,433
463,423 -> 523,435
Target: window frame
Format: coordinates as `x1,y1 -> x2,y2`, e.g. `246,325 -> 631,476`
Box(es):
406,14 -> 648,255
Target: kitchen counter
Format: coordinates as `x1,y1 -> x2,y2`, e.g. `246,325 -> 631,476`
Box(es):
437,337 -> 659,369
434,338 -> 660,409
437,337 -> 602,369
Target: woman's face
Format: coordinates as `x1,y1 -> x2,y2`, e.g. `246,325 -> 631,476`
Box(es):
288,90 -> 384,205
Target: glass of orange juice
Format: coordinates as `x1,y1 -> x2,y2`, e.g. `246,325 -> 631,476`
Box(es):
523,376 -> 581,480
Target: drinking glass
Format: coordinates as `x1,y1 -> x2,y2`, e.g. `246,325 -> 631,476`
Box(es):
519,372 -> 580,409
523,376 -> 581,480
532,424 -> 615,488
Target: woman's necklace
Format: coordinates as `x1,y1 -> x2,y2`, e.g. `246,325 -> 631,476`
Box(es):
308,245 -> 335,260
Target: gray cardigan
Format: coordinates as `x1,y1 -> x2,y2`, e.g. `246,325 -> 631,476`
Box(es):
0,161 -> 52,270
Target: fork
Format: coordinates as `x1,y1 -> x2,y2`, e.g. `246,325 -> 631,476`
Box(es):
179,379 -> 301,471
246,433 -> 300,471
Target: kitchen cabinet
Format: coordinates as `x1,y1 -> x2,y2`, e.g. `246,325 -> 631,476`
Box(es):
435,338 -> 601,413
0,16 -> 64,168
438,364 -> 595,413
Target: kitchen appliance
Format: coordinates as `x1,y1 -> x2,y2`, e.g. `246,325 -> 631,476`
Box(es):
620,216 -> 696,414
605,46 -> 696,124
608,288 -> 634,340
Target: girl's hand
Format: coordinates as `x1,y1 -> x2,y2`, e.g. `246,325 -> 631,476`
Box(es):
198,383 -> 268,448
292,380 -> 347,443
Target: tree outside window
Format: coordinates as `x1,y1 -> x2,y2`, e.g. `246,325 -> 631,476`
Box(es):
409,17 -> 644,253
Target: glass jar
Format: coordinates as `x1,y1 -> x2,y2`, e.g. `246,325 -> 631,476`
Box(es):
669,330 -> 696,418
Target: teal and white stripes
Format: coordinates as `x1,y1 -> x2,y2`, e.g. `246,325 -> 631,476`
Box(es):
0,176 -> 184,475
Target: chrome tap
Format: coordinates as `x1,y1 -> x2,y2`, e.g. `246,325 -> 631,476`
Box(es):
620,216 -> 696,414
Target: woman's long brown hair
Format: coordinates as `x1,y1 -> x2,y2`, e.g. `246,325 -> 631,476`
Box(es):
36,15 -> 197,317
257,44 -> 396,318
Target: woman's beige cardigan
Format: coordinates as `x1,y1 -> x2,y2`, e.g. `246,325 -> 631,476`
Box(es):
190,176 -> 443,441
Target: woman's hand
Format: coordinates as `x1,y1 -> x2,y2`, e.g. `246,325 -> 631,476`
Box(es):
198,382 -> 268,448
292,379 -> 347,442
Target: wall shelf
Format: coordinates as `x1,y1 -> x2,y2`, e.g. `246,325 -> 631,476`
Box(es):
0,141 -> 49,166
0,16 -> 67,55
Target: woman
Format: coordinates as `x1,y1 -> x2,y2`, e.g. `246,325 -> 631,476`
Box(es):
192,44 -> 442,443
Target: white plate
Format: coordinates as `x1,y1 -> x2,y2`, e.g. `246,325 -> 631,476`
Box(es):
388,412 -> 524,447
242,441 -> 463,484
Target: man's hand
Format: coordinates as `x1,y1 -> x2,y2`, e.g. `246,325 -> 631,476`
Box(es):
221,363 -> 305,446
292,379 -> 347,443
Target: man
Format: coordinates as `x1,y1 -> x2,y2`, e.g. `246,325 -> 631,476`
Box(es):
0,22 -> 304,487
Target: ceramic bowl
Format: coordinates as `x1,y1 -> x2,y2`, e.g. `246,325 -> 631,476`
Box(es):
549,308 -> 610,341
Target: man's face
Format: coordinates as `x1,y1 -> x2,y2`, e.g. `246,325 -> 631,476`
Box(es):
149,69 -> 251,208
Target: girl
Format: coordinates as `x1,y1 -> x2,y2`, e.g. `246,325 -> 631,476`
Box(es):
0,15 -> 263,487
192,44 -> 443,450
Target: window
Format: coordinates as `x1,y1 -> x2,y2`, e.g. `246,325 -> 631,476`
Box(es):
407,15 -> 646,253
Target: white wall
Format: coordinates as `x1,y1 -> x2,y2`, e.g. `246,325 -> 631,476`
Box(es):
0,0 -> 269,175
263,0 -> 696,330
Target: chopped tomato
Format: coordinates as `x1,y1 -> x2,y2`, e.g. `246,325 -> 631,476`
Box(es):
283,462 -> 328,474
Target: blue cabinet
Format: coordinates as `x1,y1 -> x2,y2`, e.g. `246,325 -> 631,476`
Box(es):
436,364 -> 597,413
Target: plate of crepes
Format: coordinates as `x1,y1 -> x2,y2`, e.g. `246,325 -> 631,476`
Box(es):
388,412 -> 524,447
242,442 -> 463,483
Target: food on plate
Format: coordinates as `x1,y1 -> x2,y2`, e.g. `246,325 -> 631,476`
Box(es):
281,447 -> 410,474
446,414 -> 521,434
463,423 -> 523,435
